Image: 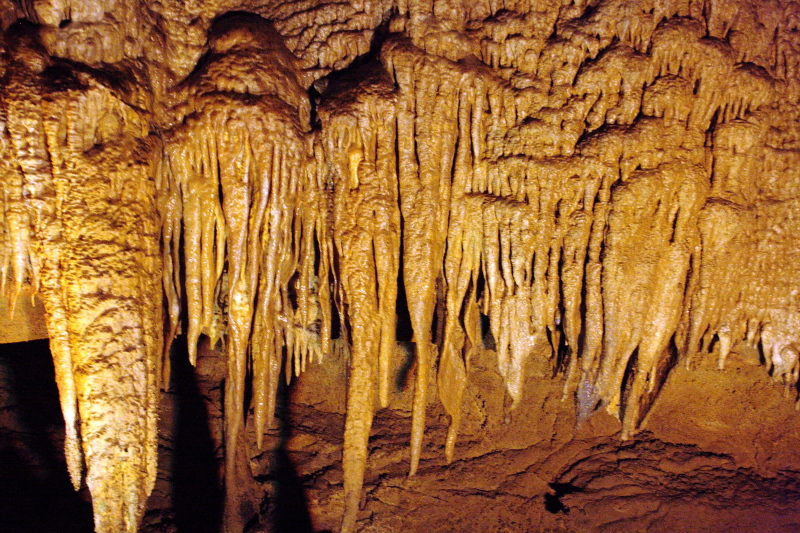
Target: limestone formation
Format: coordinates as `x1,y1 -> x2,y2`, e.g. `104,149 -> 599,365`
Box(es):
1,0 -> 799,532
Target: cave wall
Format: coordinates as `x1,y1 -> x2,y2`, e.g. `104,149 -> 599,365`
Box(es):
1,0 -> 799,531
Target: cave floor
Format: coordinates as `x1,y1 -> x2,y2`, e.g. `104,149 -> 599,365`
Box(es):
4,339 -> 800,533
144,342 -> 800,533
270,399 -> 800,533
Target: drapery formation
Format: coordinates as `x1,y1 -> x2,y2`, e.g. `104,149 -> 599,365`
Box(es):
1,1 -> 800,532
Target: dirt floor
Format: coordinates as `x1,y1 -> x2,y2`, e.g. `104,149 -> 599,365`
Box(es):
3,338 -> 800,533
269,342 -> 800,533
146,337 -> 800,533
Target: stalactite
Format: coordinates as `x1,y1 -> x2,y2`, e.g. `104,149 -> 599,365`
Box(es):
2,2 -> 800,532
159,14 -> 326,531
1,24 -> 161,532
383,37 -> 452,477
3,25 -> 85,491
318,60 -> 400,533
0,72 -> 33,316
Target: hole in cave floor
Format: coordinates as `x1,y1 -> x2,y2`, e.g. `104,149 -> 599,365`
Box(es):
2,339 -> 800,533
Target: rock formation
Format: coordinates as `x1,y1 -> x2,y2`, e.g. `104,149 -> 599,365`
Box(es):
1,0 -> 799,531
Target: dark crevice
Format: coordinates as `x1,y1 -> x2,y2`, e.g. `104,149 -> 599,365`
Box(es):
170,338 -> 224,533
544,482 -> 582,514
0,340 -> 94,533
269,379 -> 315,533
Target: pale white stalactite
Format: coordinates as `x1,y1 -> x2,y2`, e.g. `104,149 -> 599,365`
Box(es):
716,324 -> 733,370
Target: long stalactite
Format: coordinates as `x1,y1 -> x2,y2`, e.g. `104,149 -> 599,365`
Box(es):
1,0 -> 800,532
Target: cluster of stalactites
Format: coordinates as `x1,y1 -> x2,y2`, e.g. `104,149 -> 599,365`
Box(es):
157,15 -> 330,532
686,195 -> 800,396
377,0 -> 795,452
316,61 -> 401,533
159,92 -> 326,494
3,4 -> 800,533
116,7 -> 800,532
146,6 -> 800,532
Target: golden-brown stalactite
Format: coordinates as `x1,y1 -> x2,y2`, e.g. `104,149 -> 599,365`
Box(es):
0,130 -> 32,315
251,140 -> 280,445
437,86 -> 478,463
383,38 -> 462,476
385,39 -> 433,477
155,148 -> 182,387
3,31 -> 85,491
55,88 -> 161,533
572,169 -> 611,418
318,61 -> 400,533
217,118 -> 255,531
2,25 -> 162,530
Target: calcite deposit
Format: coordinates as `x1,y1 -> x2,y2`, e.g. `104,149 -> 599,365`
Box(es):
1,0 -> 799,531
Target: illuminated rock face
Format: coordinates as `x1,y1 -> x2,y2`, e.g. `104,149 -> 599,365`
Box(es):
1,0 -> 799,532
